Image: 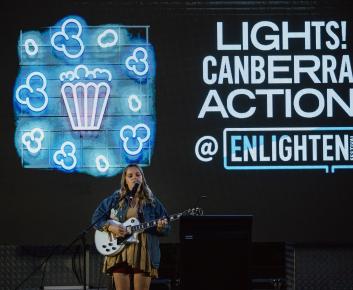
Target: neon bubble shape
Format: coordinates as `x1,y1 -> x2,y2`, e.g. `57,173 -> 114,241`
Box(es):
16,72 -> 49,112
128,94 -> 142,112
120,123 -> 151,156
21,128 -> 44,155
24,39 -> 39,56
125,47 -> 149,76
53,141 -> 78,170
96,155 -> 110,173
50,18 -> 84,59
97,29 -> 118,48
59,64 -> 112,82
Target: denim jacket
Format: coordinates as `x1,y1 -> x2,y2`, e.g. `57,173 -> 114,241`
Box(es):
91,190 -> 170,269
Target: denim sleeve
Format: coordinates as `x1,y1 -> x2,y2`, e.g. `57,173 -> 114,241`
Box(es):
91,193 -> 117,231
145,198 -> 171,236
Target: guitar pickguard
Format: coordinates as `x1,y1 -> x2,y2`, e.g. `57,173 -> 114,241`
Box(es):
94,218 -> 140,256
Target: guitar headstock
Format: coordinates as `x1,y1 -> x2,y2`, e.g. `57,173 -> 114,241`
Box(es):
183,207 -> 203,216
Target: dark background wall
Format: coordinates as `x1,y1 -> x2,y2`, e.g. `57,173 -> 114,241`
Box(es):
1,0 -> 353,245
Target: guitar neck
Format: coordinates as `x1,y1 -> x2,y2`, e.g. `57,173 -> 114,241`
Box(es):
130,212 -> 182,233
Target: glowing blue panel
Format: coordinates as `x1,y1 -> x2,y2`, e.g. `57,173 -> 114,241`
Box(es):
14,16 -> 156,177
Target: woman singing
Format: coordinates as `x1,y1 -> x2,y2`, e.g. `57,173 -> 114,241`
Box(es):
92,164 -> 170,290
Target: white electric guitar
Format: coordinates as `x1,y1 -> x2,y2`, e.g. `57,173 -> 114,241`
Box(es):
95,208 -> 202,256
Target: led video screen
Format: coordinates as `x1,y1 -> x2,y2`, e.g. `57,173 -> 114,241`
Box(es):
1,2 -> 353,244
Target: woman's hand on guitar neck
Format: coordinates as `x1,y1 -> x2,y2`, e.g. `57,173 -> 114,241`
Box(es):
108,223 -> 127,237
157,218 -> 168,232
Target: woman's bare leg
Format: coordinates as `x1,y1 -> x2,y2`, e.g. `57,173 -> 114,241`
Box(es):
113,272 -> 130,290
133,273 -> 151,290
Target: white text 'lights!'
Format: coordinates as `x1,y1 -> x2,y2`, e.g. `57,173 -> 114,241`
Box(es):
14,15 -> 156,177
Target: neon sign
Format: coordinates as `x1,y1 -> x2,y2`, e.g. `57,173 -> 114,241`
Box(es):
195,20 -> 353,173
14,16 -> 156,177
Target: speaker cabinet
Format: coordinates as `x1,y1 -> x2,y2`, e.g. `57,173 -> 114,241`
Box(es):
286,244 -> 353,290
180,215 -> 253,290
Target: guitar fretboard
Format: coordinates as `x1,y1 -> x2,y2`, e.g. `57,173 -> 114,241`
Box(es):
130,213 -> 182,232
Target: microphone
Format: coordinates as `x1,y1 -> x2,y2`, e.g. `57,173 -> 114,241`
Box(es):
128,182 -> 140,199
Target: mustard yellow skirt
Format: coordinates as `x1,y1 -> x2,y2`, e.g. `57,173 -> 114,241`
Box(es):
103,233 -> 158,278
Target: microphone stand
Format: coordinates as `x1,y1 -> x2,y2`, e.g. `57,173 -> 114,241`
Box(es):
14,193 -> 119,290
194,194 -> 207,210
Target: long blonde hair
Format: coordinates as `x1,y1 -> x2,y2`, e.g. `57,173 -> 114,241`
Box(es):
118,164 -> 154,207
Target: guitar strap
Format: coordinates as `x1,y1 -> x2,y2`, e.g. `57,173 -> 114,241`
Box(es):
138,207 -> 144,222
107,191 -> 123,221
